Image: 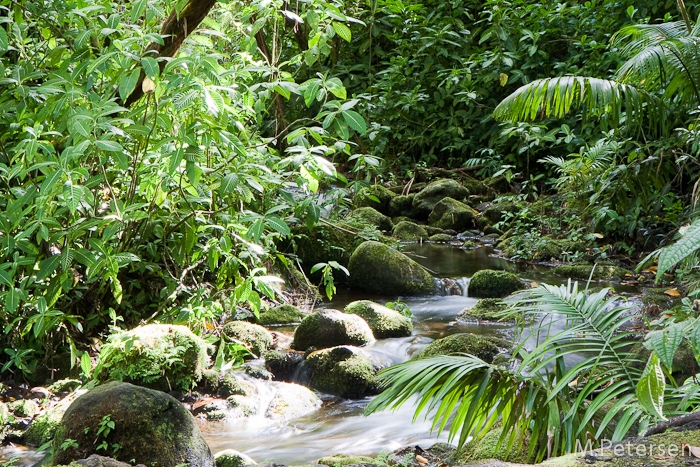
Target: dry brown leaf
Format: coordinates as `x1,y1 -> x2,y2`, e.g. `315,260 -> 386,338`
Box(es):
664,289 -> 681,297
591,233 -> 604,238
531,282 -> 538,286
682,443 -> 700,458
416,455 -> 429,465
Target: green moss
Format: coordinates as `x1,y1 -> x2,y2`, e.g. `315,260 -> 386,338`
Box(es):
227,395 -> 257,417
430,233 -> 453,242
47,379 -> 81,394
343,300 -> 413,338
391,215 -> 412,225
417,333 -> 512,362
393,221 -> 428,242
482,203 -> 519,224
353,185 -> 396,214
220,373 -> 254,397
201,368 -> 220,391
215,449 -> 258,467
425,226 -> 443,236
23,402 -> 64,446
346,206 -> 393,231
94,324 -> 209,393
462,240 -> 477,249
462,425 -> 531,463
306,346 -> 381,398
389,195 -> 414,217
629,341 -> 697,383
348,241 -> 435,295
8,399 -> 40,418
469,269 -> 523,298
256,304 -> 306,326
317,454 -> 376,467
292,309 -> 374,351
458,298 -> 509,322
412,179 -> 470,219
641,293 -> 673,309
427,197 -> 476,230
554,263 -> 633,281
222,321 -> 273,357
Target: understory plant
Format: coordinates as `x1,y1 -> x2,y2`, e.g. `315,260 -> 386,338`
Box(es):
366,281 -> 700,462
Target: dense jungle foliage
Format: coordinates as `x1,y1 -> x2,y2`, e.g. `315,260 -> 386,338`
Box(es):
7,0 -> 700,451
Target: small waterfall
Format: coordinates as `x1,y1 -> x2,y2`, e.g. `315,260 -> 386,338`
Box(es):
455,277 -> 470,297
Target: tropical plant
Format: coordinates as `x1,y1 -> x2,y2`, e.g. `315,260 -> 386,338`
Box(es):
366,282 -> 700,462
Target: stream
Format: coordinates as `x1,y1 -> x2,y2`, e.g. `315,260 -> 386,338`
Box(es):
2,244 -> 643,465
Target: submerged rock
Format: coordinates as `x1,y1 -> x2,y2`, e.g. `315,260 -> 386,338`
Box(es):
457,298 -> 510,322
428,197 -> 476,231
417,333 -> 512,363
292,309 -> 374,351
51,381 -> 214,467
343,300 -> 413,338
347,206 -> 393,231
304,346 -> 385,398
412,179 -> 469,219
348,241 -> 435,295
393,221 -> 429,242
94,324 -> 209,392
469,269 -> 524,298
222,321 -> 273,357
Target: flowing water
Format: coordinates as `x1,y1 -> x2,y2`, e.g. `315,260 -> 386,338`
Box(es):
1,244 -> 642,465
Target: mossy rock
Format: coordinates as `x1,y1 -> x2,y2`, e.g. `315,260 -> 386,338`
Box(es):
47,379 -> 81,394
291,223 -> 360,271
304,346 -> 383,398
389,195 -> 414,217
348,241 -> 435,295
94,324 -> 209,393
462,240 -> 477,249
23,390 -> 82,447
457,298 -> 510,322
353,185 -> 396,214
427,197 -> 476,231
227,395 -> 257,417
498,235 -> 588,261
629,341 -> 697,383
391,215 -> 412,225
291,309 -> 374,351
200,369 -> 220,391
482,203 -> 519,224
255,304 -> 306,326
8,399 -> 40,418
346,207 -> 393,232
51,382 -> 214,467
316,454 -> 376,467
393,221 -> 429,242
483,226 -> 503,236
215,449 -> 257,467
343,300 -> 413,338
264,382 -> 321,422
462,424 -> 531,463
424,226 -> 443,236
412,179 -> 469,219
265,350 -> 303,382
429,233 -> 453,243
469,269 -> 524,298
220,373 -> 255,397
222,321 -> 273,357
641,293 -> 673,310
553,263 -> 633,281
417,333 -> 512,363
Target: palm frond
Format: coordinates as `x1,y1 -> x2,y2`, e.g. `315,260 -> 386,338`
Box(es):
612,22 -> 689,55
493,77 -> 667,135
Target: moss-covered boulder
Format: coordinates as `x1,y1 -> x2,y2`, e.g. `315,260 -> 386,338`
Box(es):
220,373 -> 255,398
553,263 -> 633,281
427,197 -> 476,231
304,346 -> 384,398
94,324 -> 209,393
8,399 -> 40,418
461,424 -> 531,463
254,304 -> 306,326
264,382 -> 321,422
629,341 -> 696,384
292,309 -> 374,351
353,185 -> 396,214
23,390 -> 85,447
52,382 -> 213,467
222,321 -> 273,357
457,298 -> 510,322
389,195 -> 414,217
215,450 -> 257,467
47,379 -> 81,394
291,223 -> 359,271
469,269 -> 523,298
417,333 -> 512,363
482,203 -> 519,224
429,233 -> 453,243
348,241 -> 435,295
412,179 -> 469,219
346,207 -> 393,232
343,301 -> 413,338
265,350 -> 303,382
393,221 -> 429,242
317,454 -> 376,467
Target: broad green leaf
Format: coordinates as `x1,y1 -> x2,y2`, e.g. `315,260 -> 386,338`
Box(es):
265,216 -> 290,235
0,269 -> 12,287
646,323 -> 684,370
248,218 -> 264,243
141,57 -> 159,79
111,278 -> 123,304
95,140 -> 124,152
0,27 -> 7,53
274,84 -> 291,100
80,352 -> 92,376
5,288 -> 20,314
342,110 -> 367,134
636,353 -> 666,420
63,181 -> 83,213
37,255 -> 61,281
219,173 -> 240,196
130,0 -> 148,23
657,219 -> 700,280
119,69 -> 141,102
40,169 -> 64,196
332,22 -> 352,42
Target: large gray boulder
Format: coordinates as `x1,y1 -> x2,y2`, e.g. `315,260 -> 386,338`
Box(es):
348,241 -> 435,295
52,381 -> 214,467
412,179 -> 469,219
291,309 -> 374,351
343,301 -> 413,338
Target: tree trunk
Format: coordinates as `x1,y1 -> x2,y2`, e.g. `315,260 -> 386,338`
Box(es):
123,0 -> 218,107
